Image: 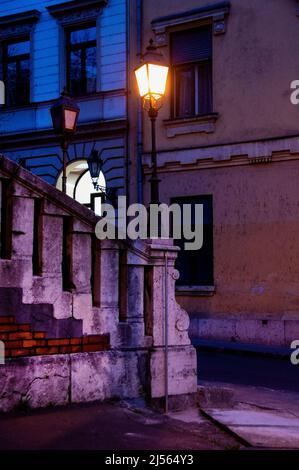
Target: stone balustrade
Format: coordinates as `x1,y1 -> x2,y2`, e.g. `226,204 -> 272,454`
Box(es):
0,155 -> 197,412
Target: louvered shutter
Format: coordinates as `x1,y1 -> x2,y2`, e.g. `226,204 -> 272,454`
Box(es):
171,26 -> 212,65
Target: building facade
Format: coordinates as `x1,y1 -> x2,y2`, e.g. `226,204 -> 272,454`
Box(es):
0,0 -> 129,210
138,0 -> 299,346
2,0 -> 299,348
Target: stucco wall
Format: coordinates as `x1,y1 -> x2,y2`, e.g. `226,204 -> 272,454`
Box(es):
141,0 -> 299,151
159,160 -> 299,319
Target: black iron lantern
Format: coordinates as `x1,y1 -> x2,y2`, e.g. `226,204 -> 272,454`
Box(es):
50,89 -> 80,135
88,149 -> 103,190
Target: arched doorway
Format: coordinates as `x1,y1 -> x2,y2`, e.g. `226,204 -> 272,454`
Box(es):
56,159 -> 105,216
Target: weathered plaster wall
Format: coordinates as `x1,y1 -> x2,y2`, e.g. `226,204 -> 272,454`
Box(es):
141,0 -> 299,151
159,161 -> 299,321
0,351 -> 145,413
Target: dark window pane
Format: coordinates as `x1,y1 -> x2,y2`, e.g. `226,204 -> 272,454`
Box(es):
4,38 -> 30,106
198,62 -> 213,115
174,65 -> 195,117
69,50 -> 82,95
7,40 -> 30,57
86,46 -> 96,93
171,26 -> 213,118
19,59 -> 30,104
68,25 -> 97,96
172,195 -> 214,286
70,26 -> 96,45
6,62 -> 17,105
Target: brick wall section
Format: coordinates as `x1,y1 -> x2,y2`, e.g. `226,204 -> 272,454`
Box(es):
0,316 -> 110,358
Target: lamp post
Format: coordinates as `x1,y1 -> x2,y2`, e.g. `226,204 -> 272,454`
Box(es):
135,39 -> 169,204
87,149 -> 103,191
50,89 -> 80,194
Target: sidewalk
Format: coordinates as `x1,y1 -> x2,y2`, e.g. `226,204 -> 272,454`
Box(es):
198,381 -> 299,449
0,399 -> 240,450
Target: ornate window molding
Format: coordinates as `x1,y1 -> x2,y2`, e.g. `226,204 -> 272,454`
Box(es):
151,1 -> 230,46
47,0 -> 108,26
0,10 -> 40,40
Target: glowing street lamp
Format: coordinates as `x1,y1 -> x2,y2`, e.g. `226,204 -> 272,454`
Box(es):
135,39 -> 169,204
50,89 -> 80,194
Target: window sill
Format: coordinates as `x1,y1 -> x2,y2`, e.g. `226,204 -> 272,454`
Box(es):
176,285 -> 216,296
164,113 -> 218,138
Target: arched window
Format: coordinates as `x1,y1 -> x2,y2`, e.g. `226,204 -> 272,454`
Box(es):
56,159 -> 105,215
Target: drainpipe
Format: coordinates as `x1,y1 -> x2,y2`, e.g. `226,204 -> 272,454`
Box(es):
125,0 -> 130,201
136,0 -> 143,204
164,252 -> 169,414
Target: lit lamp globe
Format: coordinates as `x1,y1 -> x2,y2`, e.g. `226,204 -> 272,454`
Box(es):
50,89 -> 80,135
135,39 -> 169,116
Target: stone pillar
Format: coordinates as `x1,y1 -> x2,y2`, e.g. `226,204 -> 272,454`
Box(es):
95,239 -> 120,347
71,219 -> 94,333
148,239 -> 197,408
11,196 -> 34,260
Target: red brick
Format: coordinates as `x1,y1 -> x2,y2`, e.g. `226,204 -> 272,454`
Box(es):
0,324 -> 18,332
47,338 -> 70,346
58,346 -> 73,354
19,324 -> 31,332
0,333 -> 9,341
0,316 -> 15,324
34,332 -> 46,339
8,332 -> 33,340
36,347 -> 59,355
4,340 -> 23,349
82,344 -> 104,352
9,349 -> 30,358
70,345 -> 81,353
70,338 -> 82,345
22,339 -> 46,348
82,335 -> 105,345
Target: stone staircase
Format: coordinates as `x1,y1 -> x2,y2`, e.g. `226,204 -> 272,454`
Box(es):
0,155 -> 197,412
0,312 -> 109,359
0,287 -> 82,338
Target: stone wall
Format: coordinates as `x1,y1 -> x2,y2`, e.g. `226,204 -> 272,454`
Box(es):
0,155 -> 197,412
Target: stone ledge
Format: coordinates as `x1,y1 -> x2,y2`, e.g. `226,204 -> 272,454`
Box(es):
164,114 -> 218,138
176,285 -> 216,296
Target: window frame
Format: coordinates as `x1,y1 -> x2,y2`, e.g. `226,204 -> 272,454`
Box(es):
2,35 -> 31,107
171,194 -> 214,287
66,22 -> 97,97
170,26 -> 213,120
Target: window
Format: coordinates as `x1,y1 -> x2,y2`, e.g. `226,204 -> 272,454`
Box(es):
3,38 -> 30,106
172,195 -> 213,286
67,24 -> 97,96
171,26 -> 212,118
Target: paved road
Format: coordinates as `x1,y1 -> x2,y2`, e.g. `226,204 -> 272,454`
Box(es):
197,350 -> 299,392
0,401 -> 240,450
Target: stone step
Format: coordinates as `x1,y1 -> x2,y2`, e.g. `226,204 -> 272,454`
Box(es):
0,287 -> 83,338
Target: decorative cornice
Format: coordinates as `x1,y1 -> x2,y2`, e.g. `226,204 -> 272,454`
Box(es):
152,1 -> 230,45
142,136 -> 299,172
47,0 -> 108,26
0,10 -> 40,39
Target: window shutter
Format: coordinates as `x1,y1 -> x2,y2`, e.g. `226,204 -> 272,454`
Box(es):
171,26 -> 212,65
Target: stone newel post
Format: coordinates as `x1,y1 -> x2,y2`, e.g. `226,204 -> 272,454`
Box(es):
148,238 -> 197,407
